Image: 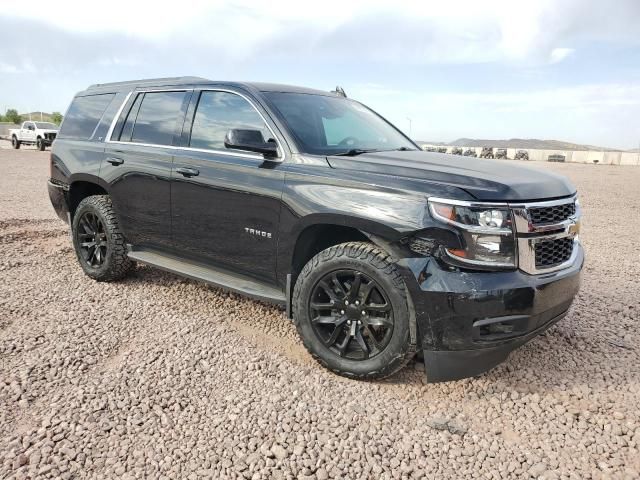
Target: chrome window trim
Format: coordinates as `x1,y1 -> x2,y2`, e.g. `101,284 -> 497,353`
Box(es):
105,90 -> 133,142
104,87 -> 285,162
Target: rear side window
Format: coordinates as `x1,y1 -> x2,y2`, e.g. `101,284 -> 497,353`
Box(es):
59,94 -> 115,140
189,91 -> 271,151
122,91 -> 186,146
119,94 -> 143,142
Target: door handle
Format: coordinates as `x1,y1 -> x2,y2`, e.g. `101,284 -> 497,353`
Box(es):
106,157 -> 124,166
176,167 -> 200,177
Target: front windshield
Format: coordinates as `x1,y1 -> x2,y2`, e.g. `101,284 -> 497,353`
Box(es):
263,92 -> 415,155
35,122 -> 57,129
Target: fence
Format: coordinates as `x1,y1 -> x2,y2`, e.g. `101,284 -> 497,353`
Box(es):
421,145 -> 640,166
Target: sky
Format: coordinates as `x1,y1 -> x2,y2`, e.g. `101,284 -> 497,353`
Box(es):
1,0 -> 639,149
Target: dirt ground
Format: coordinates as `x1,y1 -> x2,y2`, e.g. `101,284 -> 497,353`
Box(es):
1,146 -> 639,479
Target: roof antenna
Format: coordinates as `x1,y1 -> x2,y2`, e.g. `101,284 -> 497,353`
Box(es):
332,86 -> 347,98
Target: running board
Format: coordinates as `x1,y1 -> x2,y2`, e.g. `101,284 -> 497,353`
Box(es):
127,248 -> 286,305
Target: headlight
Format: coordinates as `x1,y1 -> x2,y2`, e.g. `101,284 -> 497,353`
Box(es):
428,199 -> 516,268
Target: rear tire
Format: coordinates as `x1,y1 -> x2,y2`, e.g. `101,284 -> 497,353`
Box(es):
293,242 -> 416,380
72,195 -> 134,282
11,136 -> 20,149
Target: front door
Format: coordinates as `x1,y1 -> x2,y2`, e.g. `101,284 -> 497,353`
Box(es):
102,90 -> 191,250
170,89 -> 286,283
22,122 -> 36,142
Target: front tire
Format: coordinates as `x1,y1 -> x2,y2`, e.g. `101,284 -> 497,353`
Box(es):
11,136 -> 20,149
37,137 -> 45,151
72,195 -> 134,281
293,242 -> 416,380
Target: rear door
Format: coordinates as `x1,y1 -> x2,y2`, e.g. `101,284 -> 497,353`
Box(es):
170,89 -> 286,283
103,90 -> 191,250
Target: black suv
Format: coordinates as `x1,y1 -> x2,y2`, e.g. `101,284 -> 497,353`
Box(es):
48,77 -> 583,382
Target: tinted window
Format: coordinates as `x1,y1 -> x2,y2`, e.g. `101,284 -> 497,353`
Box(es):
130,91 -> 186,146
118,93 -> 143,142
35,122 -> 57,129
59,94 -> 115,140
189,91 -> 271,151
264,92 -> 414,155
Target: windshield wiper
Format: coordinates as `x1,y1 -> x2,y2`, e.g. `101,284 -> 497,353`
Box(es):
333,148 -> 380,157
393,147 -> 417,151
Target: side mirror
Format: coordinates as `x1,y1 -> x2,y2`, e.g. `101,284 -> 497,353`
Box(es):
224,129 -> 279,160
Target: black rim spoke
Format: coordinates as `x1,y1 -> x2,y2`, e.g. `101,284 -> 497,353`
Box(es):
331,273 -> 347,297
76,211 -> 107,269
366,303 -> 391,313
310,301 -> 334,310
354,330 -> 369,358
363,326 -> 384,352
317,280 -> 339,303
348,272 -> 362,300
359,281 -> 374,303
366,316 -> 393,328
312,315 -> 339,325
325,323 -> 344,347
309,269 -> 394,361
337,334 -> 351,357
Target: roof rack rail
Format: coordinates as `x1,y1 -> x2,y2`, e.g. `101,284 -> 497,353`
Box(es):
87,76 -> 209,89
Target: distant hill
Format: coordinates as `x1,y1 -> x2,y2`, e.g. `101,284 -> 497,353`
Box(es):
19,112 -> 56,123
418,138 -> 622,152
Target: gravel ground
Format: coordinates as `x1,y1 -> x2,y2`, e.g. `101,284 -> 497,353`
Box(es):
1,147 -> 639,480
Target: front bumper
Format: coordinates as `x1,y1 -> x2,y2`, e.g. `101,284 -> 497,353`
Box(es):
397,243 -> 584,382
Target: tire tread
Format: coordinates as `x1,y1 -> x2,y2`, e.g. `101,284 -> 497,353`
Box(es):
292,241 -> 416,380
73,195 -> 134,282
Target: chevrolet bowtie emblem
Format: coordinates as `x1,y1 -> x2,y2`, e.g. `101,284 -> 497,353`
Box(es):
568,221 -> 581,236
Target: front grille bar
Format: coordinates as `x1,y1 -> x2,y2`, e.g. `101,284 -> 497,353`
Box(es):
510,195 -> 580,275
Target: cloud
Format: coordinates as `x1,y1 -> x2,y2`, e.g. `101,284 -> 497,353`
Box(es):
1,0 -> 639,65
0,59 -> 37,74
549,48 -> 575,64
0,0 -> 638,148
354,82 -> 640,149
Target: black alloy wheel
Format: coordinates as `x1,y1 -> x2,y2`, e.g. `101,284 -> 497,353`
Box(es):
309,269 -> 394,360
76,211 -> 108,268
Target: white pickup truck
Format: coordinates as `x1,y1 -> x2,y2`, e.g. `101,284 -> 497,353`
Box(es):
10,121 -> 59,151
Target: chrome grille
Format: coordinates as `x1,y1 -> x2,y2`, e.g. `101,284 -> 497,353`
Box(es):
512,196 -> 580,275
535,237 -> 574,268
529,202 -> 575,225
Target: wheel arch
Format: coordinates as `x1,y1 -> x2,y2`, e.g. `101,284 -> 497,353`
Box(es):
68,176 -> 110,219
283,215 -> 408,318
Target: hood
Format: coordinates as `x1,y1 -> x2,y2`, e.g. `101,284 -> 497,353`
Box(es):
327,150 -> 576,201
41,129 -> 59,134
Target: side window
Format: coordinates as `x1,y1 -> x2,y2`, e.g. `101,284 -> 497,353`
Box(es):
58,94 -> 116,140
118,93 -> 143,142
129,91 -> 186,146
189,91 -> 271,151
